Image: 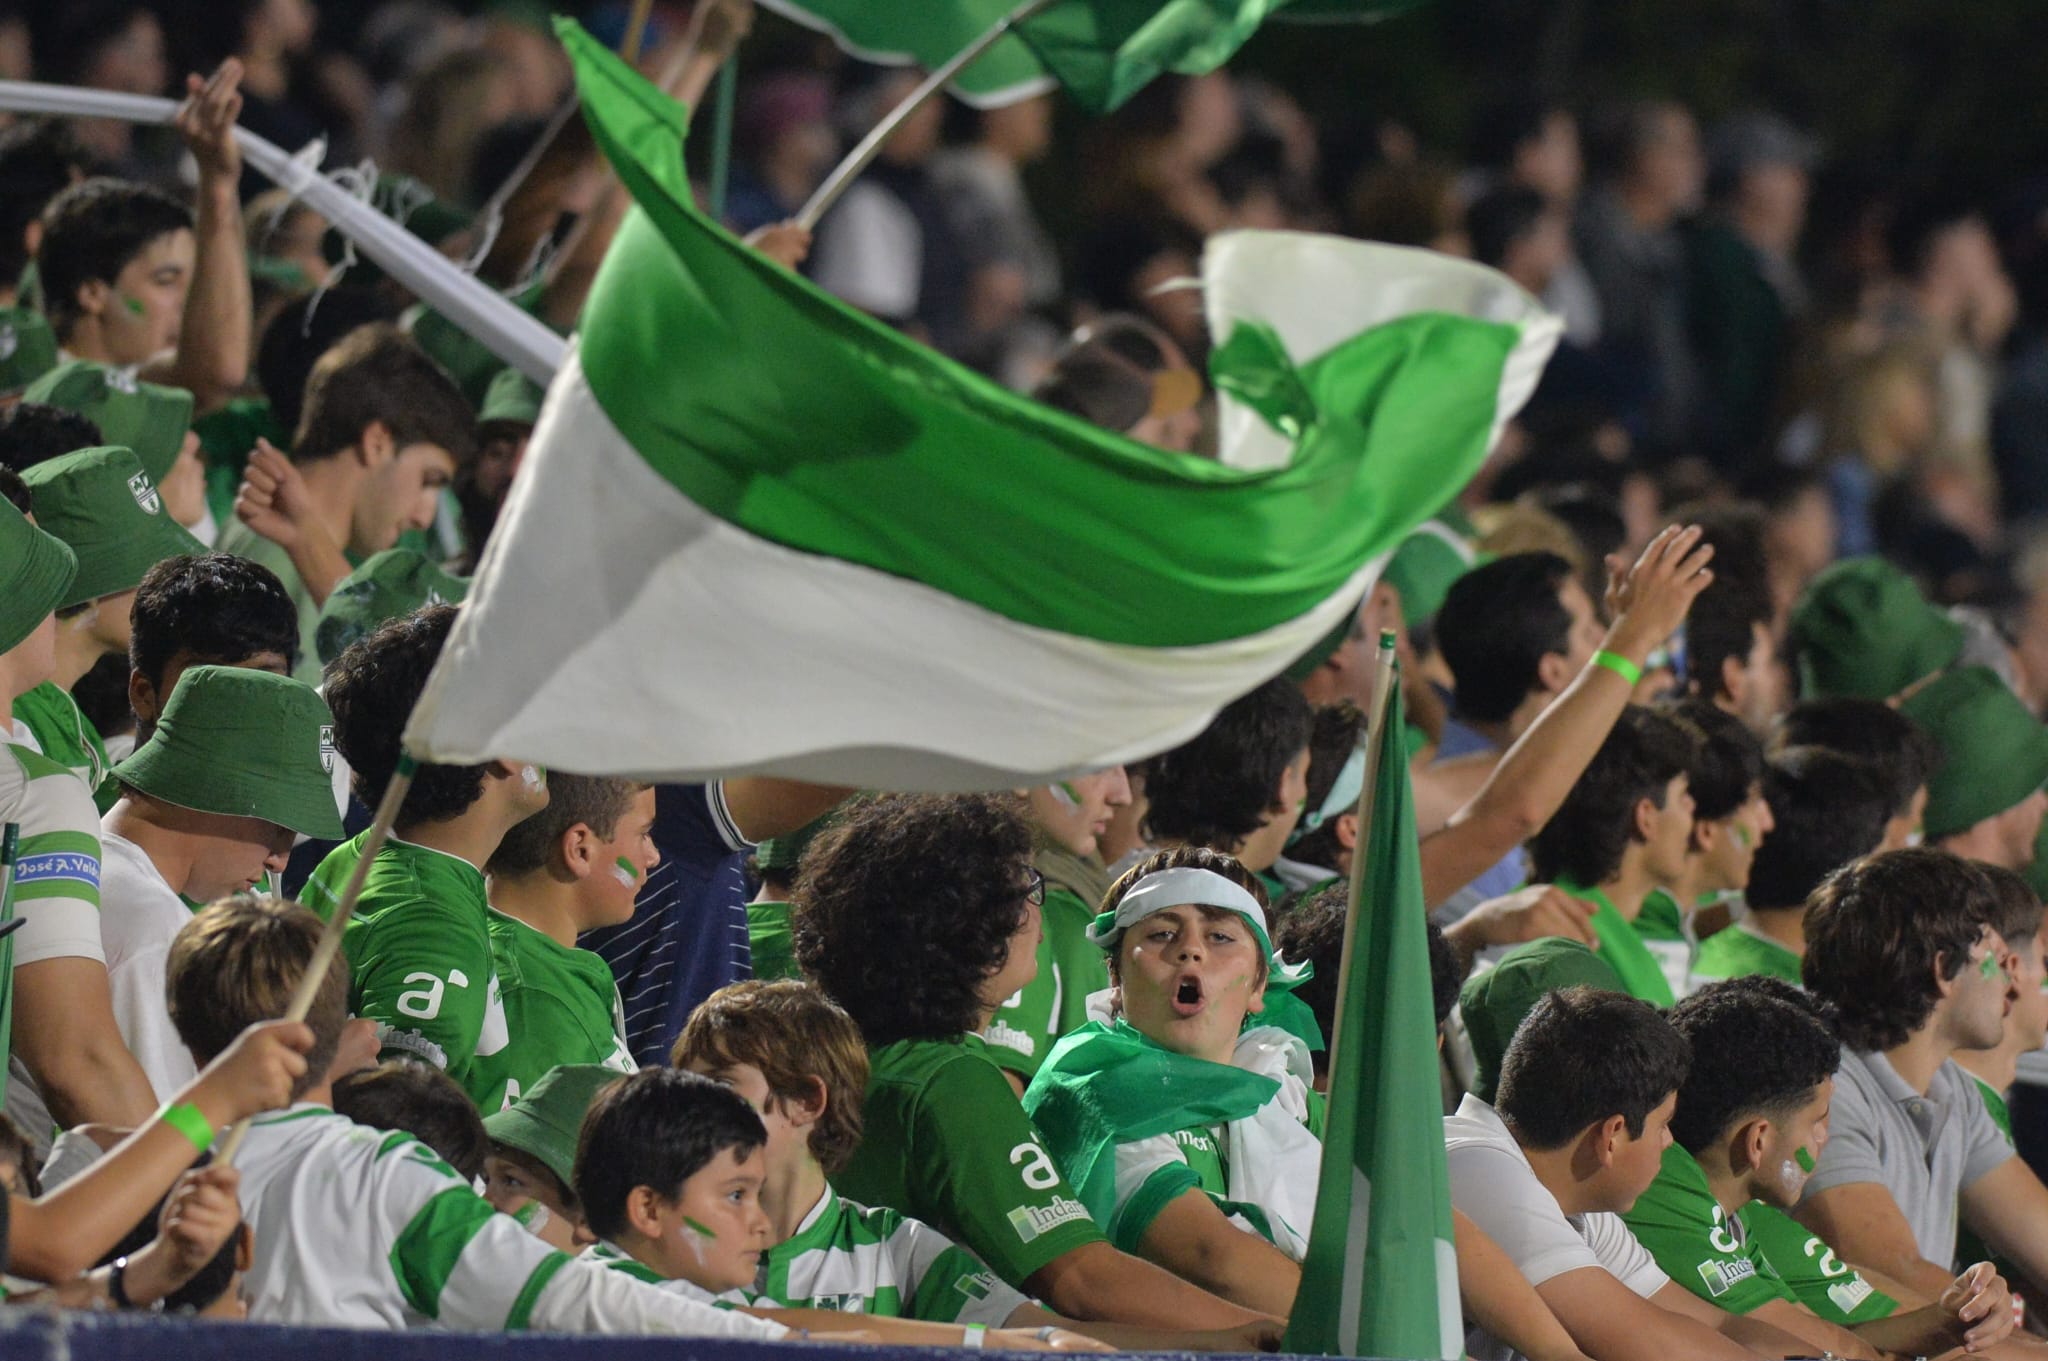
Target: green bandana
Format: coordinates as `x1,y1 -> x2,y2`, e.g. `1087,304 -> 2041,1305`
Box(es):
23,359 -> 195,485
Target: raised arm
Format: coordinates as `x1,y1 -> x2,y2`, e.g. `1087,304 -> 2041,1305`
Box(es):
145,61 -> 251,411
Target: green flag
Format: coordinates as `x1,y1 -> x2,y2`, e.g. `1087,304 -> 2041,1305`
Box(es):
759,0 -> 1422,111
1284,658 -> 1461,1358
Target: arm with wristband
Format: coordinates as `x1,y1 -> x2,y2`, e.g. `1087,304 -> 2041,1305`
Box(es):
6,1017 -> 312,1283
1431,525 -> 1716,919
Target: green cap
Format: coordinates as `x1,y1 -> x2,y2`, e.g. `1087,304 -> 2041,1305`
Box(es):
1460,938 -> 1623,1103
22,359 -> 195,485
1382,524 -> 1480,629
0,497 -> 78,655
21,446 -> 204,606
483,1063 -> 626,1189
112,665 -> 345,839
314,549 -> 470,667
0,307 -> 58,396
757,806 -> 842,875
1899,666 -> 2048,840
1788,557 -> 1965,700
478,366 -> 544,428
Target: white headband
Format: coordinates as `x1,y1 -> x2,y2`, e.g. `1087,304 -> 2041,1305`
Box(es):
1087,866 -> 1270,947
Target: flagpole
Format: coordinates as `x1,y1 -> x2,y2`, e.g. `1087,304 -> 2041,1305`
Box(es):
707,57 -> 738,219
211,755 -> 419,1169
795,0 -> 1056,231
1324,629 -> 1399,1082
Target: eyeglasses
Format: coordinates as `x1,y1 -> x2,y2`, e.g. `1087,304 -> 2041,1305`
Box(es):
1016,867 -> 1046,908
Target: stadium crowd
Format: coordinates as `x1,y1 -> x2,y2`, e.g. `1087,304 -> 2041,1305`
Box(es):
5,2 -> 2048,1359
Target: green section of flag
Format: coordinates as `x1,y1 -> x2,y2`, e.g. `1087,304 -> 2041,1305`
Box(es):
1283,668 -> 1460,1358
761,0 -> 1423,113
560,21 -> 1513,649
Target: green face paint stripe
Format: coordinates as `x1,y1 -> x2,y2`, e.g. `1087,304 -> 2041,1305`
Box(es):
1982,954 -> 2002,980
1795,1146 -> 1815,1173
683,1216 -> 716,1238
1054,781 -> 1082,808
122,295 -> 145,316
1732,825 -> 1753,849
614,856 -> 640,880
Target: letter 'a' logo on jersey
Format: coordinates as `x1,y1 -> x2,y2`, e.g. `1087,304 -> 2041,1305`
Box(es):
129,471 -> 161,515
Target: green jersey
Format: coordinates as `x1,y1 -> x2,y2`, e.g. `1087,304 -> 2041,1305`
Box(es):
329,835 -> 509,1104
748,1185 -> 1026,1324
216,520 -> 351,686
1691,921 -> 1804,988
1554,880 -> 1676,1007
747,898 -> 798,982
1624,1143 -> 1894,1324
833,1034 -> 1104,1288
1955,1078 -> 2015,1282
12,681 -> 113,812
469,911 -> 634,1112
983,888 -> 1108,1081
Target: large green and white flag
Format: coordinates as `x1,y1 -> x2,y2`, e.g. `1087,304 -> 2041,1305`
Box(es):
1283,665 -> 1461,1358
402,23 -> 1558,791
758,0 -> 1424,110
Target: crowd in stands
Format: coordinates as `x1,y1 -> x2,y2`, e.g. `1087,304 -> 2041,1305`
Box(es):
6,2 -> 2048,1358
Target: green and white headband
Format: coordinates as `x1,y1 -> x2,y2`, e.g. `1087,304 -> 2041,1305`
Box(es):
1288,744 -> 1365,846
1086,866 -> 1312,991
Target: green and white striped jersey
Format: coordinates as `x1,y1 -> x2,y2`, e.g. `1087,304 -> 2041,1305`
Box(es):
234,1105 -> 786,1340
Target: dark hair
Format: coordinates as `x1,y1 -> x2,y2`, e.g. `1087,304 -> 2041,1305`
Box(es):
0,1110 -> 39,1196
1745,747 -> 1894,912
1427,919 -> 1463,1029
0,402 -> 101,474
1469,97 -> 1566,174
333,1062 -> 490,1182
1467,185 -> 1552,272
792,793 -> 1035,1046
1671,502 -> 1771,597
1101,846 -> 1272,995
489,1141 -> 576,1216
1684,577 -> 1773,703
1775,699 -> 1942,821
1976,862 -> 2045,956
292,323 -> 475,467
1276,883 -> 1345,1052
129,553 -> 301,690
1660,698 -> 1763,823
1033,314 -> 1184,435
1668,976 -> 1841,1154
1583,99 -> 1689,184
0,120 -> 86,286
1526,487 -> 1625,601
1497,986 -> 1692,1149
1528,706 -> 1696,886
1803,848 -> 1998,1050
574,1068 -> 767,1241
255,287 -> 403,435
0,466 -> 26,514
165,895 -> 347,1100
1143,677 -> 1312,850
37,178 -> 194,337
487,774 -> 646,877
324,605 -> 490,826
1437,552 -> 1578,723
1289,701 -> 1366,871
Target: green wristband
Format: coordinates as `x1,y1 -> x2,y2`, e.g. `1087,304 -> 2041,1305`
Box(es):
1592,649 -> 1643,687
157,1101 -> 216,1155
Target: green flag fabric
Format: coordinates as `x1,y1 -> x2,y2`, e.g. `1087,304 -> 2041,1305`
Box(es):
1284,664 -> 1461,1358
404,23 -> 1559,790
760,0 -> 1422,112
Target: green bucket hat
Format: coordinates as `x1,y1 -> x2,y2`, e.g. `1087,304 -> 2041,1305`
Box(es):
483,1063 -> 627,1189
1382,523 -> 1481,630
314,549 -> 470,667
1899,666 -> 2048,841
0,306 -> 58,397
1460,938 -> 1624,1103
112,665 -> 345,839
1788,557 -> 1965,701
478,366 -> 544,428
0,497 -> 78,655
22,359 -> 195,485
21,446 -> 204,607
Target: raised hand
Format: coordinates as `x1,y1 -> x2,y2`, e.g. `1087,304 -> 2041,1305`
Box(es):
1602,524 -> 1715,665
175,59 -> 245,182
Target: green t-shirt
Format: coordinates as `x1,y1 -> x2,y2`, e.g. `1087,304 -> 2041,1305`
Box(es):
1624,1143 -> 1895,1324
12,682 -> 114,813
1554,880 -> 1676,1007
750,1185 -> 1026,1325
1691,922 -> 1804,988
468,911 -> 634,1113
215,520 -> 331,686
747,898 -> 798,982
832,1034 -> 1104,1288
328,834 -> 508,1106
1955,1078 -> 2015,1280
983,888 -> 1109,1081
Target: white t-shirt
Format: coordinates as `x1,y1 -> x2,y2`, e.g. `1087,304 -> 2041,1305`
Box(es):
234,1104 -> 787,1339
1444,1094 -> 1668,1361
97,829 -> 199,1100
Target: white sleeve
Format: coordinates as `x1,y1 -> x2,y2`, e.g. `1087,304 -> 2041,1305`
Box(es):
1446,1143 -> 1602,1288
2,748 -> 106,965
1581,1213 -> 1669,1298
530,1253 -> 791,1340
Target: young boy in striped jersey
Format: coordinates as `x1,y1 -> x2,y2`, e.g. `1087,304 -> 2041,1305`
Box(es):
162,893 -> 787,1340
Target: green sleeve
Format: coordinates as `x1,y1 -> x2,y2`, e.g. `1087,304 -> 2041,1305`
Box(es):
1044,891 -> 1109,1039
984,930 -> 1058,1080
1738,1203 -> 1897,1325
346,904 -> 495,1081
1621,1167 -> 1791,1315
745,901 -> 800,982
906,1051 -> 1104,1287
907,1242 -> 1019,1326
1110,1164 -> 1202,1255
